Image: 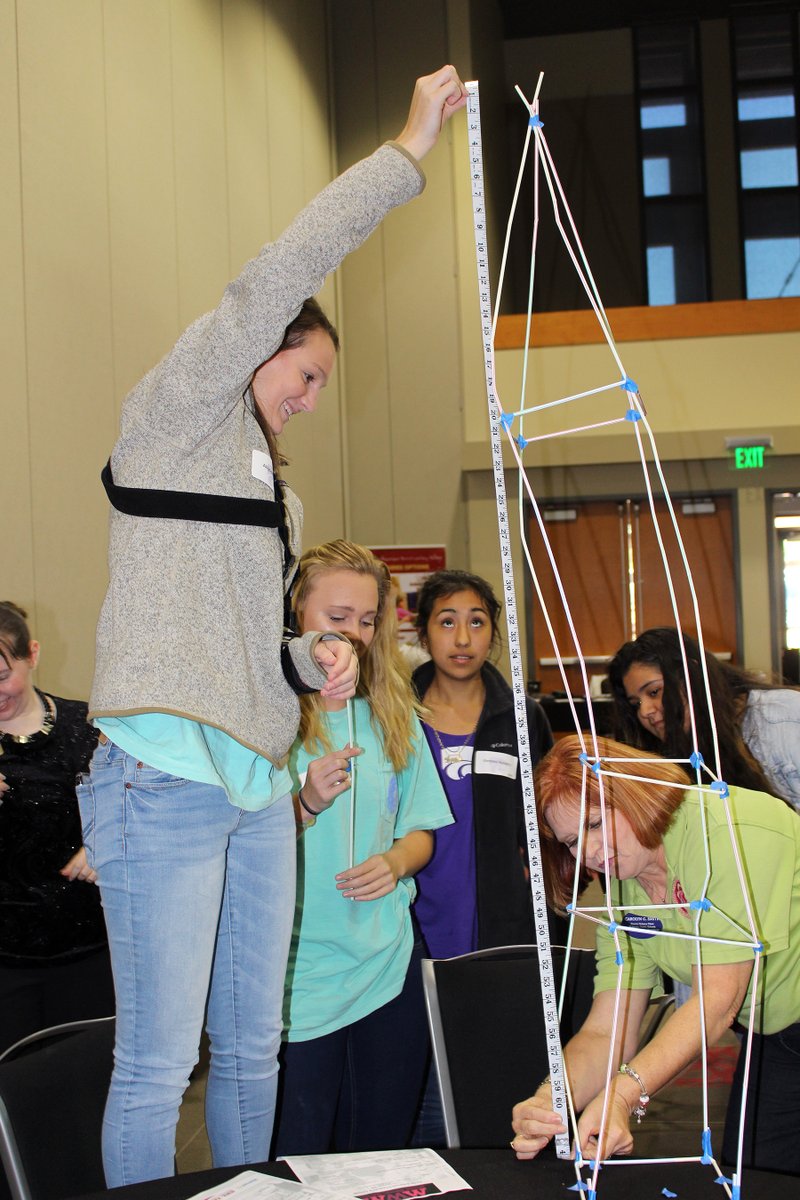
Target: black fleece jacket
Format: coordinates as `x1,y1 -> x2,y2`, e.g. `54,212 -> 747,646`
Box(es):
412,659 -> 556,949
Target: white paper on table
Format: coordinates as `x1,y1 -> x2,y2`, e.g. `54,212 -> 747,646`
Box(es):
183,1167 -> 351,1200
280,1148 -> 471,1198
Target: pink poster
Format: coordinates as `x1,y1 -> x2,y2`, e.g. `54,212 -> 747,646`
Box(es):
369,545 -> 447,644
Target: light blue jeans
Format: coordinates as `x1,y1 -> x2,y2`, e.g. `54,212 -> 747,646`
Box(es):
78,738 -> 295,1187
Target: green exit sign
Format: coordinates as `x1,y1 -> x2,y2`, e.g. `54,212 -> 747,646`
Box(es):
734,445 -> 765,470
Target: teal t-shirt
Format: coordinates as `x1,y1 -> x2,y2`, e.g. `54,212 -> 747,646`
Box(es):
283,699 -> 453,1041
594,786 -> 800,1034
95,713 -> 292,811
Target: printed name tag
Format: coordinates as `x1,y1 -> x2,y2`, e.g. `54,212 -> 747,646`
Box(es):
251,449 -> 274,489
622,912 -> 663,940
473,750 -> 518,779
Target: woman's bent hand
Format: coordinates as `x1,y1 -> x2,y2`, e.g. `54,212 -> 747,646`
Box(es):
511,1088 -> 567,1159
59,846 -> 98,885
576,1091 -> 634,1160
394,65 -> 467,161
314,638 -> 359,700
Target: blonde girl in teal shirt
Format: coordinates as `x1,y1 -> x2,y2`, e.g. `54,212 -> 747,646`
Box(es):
272,541 -> 452,1155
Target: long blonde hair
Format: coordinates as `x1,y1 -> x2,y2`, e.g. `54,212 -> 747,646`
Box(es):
292,540 -> 419,771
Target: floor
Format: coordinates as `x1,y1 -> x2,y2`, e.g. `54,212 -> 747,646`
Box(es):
175,1038 -> 736,1173
176,1037 -> 213,1174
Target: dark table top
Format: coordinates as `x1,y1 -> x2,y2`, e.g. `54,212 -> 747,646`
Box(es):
75,1148 -> 796,1200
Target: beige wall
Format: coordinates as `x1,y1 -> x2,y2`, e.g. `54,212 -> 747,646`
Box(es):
328,0 -> 493,558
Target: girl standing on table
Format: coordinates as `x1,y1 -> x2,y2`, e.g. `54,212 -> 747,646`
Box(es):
0,602 -> 113,1053
272,541 -> 452,1155
78,67 -> 467,1187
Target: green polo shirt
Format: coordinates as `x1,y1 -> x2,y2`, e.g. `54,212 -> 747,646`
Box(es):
594,786 -> 800,1034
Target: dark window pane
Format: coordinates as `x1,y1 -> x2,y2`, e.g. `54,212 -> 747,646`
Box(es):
637,24 -> 697,90
734,14 -> 793,82
635,22 -> 706,306
644,201 -> 708,304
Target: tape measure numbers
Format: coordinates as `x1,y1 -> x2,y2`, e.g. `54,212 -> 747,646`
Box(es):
465,81 -> 571,1160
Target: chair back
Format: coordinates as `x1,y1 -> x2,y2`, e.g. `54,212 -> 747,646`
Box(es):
422,944 -> 594,1149
0,1018 -> 114,1200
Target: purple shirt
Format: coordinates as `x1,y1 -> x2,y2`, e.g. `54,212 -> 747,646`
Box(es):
414,723 -> 479,958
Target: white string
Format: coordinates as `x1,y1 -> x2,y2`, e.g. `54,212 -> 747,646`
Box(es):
346,697 -> 356,871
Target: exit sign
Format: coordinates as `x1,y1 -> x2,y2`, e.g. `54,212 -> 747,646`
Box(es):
734,445 -> 765,469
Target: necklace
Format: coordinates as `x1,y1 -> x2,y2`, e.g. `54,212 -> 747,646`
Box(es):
429,719 -> 479,766
0,692 -> 55,746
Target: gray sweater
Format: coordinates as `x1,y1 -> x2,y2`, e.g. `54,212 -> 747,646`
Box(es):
90,143 -> 425,765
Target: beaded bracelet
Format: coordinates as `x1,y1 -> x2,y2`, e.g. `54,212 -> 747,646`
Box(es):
618,1062 -> 650,1123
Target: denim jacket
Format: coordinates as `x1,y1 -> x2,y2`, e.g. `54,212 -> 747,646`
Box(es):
742,688 -> 800,812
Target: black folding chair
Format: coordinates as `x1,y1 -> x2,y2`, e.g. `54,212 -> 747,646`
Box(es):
0,1017 -> 114,1200
421,944 -> 595,1148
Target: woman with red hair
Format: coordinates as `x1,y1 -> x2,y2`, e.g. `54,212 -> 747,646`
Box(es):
511,736 -> 800,1175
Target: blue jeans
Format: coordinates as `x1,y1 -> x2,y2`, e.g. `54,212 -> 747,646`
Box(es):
78,739 -> 295,1187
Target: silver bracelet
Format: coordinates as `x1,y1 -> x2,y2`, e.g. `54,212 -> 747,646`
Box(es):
618,1062 -> 650,1123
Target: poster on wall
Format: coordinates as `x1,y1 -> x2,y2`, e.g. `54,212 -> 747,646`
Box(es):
369,545 -> 446,645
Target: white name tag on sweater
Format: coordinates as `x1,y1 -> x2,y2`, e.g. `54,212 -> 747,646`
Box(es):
251,449 -> 274,488
473,749 -> 518,779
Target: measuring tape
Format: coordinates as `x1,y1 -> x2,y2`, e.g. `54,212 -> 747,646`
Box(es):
465,81 -> 571,1159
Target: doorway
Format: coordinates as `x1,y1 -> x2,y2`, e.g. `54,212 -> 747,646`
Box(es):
527,495 -> 737,696
771,491 -> 800,684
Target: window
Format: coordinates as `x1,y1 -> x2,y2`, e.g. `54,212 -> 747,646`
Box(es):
635,23 -> 709,305
733,13 -> 800,298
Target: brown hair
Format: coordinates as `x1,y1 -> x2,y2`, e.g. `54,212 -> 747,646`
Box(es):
607,627 -> 779,796
0,602 -> 32,668
535,735 -> 688,908
252,298 -> 340,469
292,540 -> 419,771
415,569 -> 502,656
278,297 -> 339,356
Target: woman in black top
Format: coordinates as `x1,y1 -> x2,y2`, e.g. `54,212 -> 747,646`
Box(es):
411,571 -> 555,953
409,571 -> 556,1146
0,601 -> 113,1053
